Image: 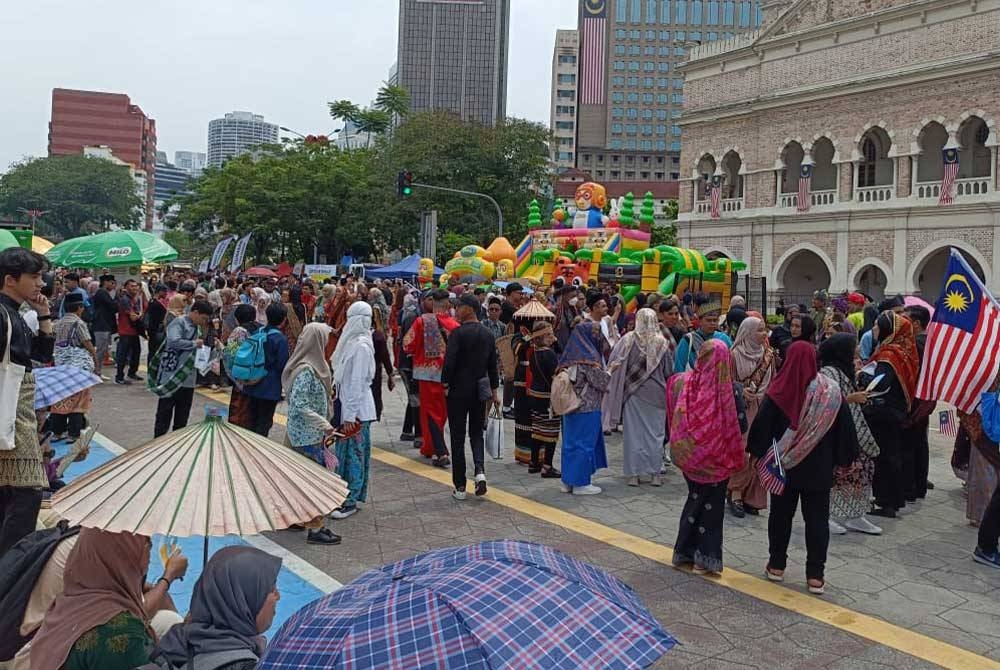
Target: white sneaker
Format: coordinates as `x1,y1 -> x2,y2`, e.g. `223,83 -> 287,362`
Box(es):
452,489 -> 467,501
651,474 -> 663,487
844,516 -> 883,535
329,505 -> 357,520
829,519 -> 847,535
560,482 -> 573,493
572,484 -> 602,496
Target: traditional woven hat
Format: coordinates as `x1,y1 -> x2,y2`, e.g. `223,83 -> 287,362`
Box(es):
696,299 -> 722,317
513,298 -> 555,321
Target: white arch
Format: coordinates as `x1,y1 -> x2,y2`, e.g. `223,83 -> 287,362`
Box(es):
908,239 -> 992,293
702,245 -> 736,260
848,257 -> 893,291
772,243 -> 836,290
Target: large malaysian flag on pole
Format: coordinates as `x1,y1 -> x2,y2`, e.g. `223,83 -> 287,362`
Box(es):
916,249 -> 1000,412
579,0 -> 607,105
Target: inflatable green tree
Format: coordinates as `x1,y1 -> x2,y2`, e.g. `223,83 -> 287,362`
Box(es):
527,199 -> 543,229
619,192 -> 636,229
638,191 -> 656,232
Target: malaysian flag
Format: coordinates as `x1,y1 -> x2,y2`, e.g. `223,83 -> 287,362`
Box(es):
579,0 -> 607,105
709,175 -> 722,219
796,163 -> 812,212
916,249 -> 1000,412
938,410 -> 957,437
938,147 -> 960,206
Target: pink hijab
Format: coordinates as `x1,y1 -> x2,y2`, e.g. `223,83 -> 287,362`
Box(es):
30,528 -> 151,670
667,338 -> 744,484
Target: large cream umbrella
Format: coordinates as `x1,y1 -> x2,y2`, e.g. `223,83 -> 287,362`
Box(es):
51,409 -> 348,561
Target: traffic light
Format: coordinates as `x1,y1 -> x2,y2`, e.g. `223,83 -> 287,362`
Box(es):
397,170 -> 414,198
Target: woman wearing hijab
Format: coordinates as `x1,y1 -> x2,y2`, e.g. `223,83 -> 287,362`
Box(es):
279,288 -> 304,355
558,322 -> 611,495
165,294 -> 187,328
29,529 -> 184,670
863,311 -> 919,519
368,287 -> 390,326
668,339 -> 746,574
148,547 -> 281,670
251,287 -> 271,326
748,342 -> 858,595
819,334 -> 883,535
604,308 -> 674,486
219,288 -> 239,340
727,316 -> 776,518
282,322 -> 342,545
324,285 -> 350,354
329,301 -> 377,520
527,321 -> 561,477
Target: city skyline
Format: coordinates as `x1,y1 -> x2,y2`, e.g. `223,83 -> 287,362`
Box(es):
0,0 -> 578,172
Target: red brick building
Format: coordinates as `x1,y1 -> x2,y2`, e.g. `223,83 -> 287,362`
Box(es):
48,88 -> 157,230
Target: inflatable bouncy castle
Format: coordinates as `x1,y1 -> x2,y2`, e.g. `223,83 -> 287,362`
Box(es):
421,182 -> 747,310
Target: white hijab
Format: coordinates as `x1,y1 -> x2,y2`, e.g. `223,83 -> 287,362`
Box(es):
331,301 -> 374,387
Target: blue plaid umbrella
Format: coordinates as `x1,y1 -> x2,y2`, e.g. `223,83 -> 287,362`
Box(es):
258,540 -> 675,669
34,366 -> 102,410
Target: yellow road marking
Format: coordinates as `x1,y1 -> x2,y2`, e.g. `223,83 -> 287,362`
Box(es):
191,387 -> 995,670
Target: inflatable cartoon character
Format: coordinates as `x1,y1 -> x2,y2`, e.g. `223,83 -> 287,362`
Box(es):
417,258 -> 435,287
572,182 -> 610,230
495,259 -> 514,281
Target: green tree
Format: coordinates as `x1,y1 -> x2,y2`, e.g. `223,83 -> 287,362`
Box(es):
638,191 -> 656,232
0,155 -> 143,240
437,231 -> 477,267
328,100 -> 361,148
374,83 -> 411,119
649,199 -> 679,247
353,109 -> 392,148
619,192 -> 635,229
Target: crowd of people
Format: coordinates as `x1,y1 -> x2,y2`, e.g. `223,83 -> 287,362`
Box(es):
2,244 -> 1000,668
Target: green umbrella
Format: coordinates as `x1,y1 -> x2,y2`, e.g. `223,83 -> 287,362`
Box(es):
45,230 -> 178,268
0,229 -> 21,251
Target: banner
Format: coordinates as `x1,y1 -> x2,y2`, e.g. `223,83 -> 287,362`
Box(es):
229,233 -> 253,272
197,259 -> 209,273
209,235 -> 236,271
292,262 -> 305,277
304,264 -> 338,280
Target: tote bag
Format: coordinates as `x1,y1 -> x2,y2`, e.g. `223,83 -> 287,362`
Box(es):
550,367 -> 581,416
0,310 -> 26,451
485,404 -> 504,460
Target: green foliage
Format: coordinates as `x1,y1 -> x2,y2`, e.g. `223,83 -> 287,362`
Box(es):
374,83 -> 411,119
619,192 -> 635,229
162,228 -> 215,262
437,231 -> 476,267
526,199 -> 542,229
649,198 -> 679,247
0,155 -> 143,240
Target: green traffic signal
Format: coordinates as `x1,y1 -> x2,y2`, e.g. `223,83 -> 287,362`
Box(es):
403,186 -> 413,196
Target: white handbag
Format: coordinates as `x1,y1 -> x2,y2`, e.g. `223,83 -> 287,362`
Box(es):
485,404 -> 504,460
0,310 -> 26,451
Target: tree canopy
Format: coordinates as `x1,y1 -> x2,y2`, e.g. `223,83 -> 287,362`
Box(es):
0,154 -> 143,240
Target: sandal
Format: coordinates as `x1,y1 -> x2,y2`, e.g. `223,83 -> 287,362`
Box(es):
765,566 -> 784,582
807,578 -> 825,595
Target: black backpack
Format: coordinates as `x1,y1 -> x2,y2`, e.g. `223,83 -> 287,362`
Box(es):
0,523 -> 81,661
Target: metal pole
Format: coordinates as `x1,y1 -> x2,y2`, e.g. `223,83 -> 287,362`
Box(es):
411,182 -> 503,238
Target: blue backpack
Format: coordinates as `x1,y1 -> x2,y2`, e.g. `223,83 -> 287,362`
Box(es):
231,327 -> 272,384
982,392 -> 1000,444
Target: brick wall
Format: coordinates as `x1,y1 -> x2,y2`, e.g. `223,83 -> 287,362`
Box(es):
745,171 -> 777,209
772,233 -> 837,264
678,181 -> 695,214
685,10 -> 1000,112
690,236 -> 745,257
906,227 -> 994,264
896,156 -> 912,198
849,232 -> 894,267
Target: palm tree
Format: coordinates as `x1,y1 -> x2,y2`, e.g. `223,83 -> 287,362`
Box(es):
374,83 -> 411,120
353,109 -> 392,148
327,100 -> 360,149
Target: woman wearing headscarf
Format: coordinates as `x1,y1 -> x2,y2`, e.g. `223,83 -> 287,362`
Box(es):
223,304 -> 260,430
219,288 -> 239,341
668,339 -> 746,575
323,285 -> 350,354
747,342 -> 858,595
279,288 -> 304,355
329,301 -> 377,520
29,529 -> 175,670
527,321 -> 561,477
251,287 -> 271,327
164,294 -> 187,328
863,311 -> 919,519
958,368 -> 1000,531
603,308 -> 674,486
819,333 -> 883,535
558,322 -> 611,495
727,316 -> 776,517
148,547 -> 281,670
368,287 -> 390,327
281,322 -> 342,545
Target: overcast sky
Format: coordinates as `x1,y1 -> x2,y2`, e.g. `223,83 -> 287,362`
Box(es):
1,0 -> 578,171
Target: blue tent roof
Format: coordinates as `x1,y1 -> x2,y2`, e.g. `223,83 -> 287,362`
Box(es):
366,253 -> 444,280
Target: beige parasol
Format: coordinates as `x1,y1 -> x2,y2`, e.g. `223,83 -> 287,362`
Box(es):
50,411 -> 348,540
512,298 -> 556,322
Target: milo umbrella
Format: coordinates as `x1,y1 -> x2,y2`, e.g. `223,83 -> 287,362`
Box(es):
45,230 -> 178,268
0,229 -> 21,251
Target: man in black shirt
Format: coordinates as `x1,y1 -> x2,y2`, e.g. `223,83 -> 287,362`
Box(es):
442,294 -> 499,499
0,248 -> 55,556
92,274 -> 117,380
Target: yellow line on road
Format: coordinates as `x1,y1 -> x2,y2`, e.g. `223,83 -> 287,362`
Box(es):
193,387 -> 996,670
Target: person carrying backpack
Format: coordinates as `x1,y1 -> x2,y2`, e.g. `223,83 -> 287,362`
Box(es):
151,300 -> 215,438
240,303 -> 289,437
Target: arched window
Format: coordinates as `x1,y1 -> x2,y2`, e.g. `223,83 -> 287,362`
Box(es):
857,128 -> 893,187
811,138 -> 837,191
780,141 -> 804,193
916,122 -> 948,182
721,151 -> 743,199
696,154 -> 716,200
958,116 -> 991,179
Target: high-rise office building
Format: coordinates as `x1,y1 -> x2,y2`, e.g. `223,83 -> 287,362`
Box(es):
48,88 -> 157,229
572,0 -> 763,183
174,151 -> 206,176
206,112 -> 279,168
550,30 -> 580,171
396,0 -> 510,126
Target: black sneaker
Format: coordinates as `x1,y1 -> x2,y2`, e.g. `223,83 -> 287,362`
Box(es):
114,378 -> 130,386
128,374 -> 144,381
475,474 -> 487,497
869,506 -> 897,519
306,528 -> 342,545
502,408 -> 515,420
399,432 -> 414,442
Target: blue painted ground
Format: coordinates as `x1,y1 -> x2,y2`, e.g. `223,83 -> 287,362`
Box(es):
52,435 -> 328,632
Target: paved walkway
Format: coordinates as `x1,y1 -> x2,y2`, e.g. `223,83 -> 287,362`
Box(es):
86,378 -> 1000,669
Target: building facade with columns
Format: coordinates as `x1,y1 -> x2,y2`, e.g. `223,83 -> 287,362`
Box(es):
675,0 -> 1000,305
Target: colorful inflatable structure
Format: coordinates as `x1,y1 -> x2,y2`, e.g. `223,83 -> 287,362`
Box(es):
420,181 -> 747,310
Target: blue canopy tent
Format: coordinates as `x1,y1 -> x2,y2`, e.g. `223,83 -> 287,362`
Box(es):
366,253 -> 444,280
